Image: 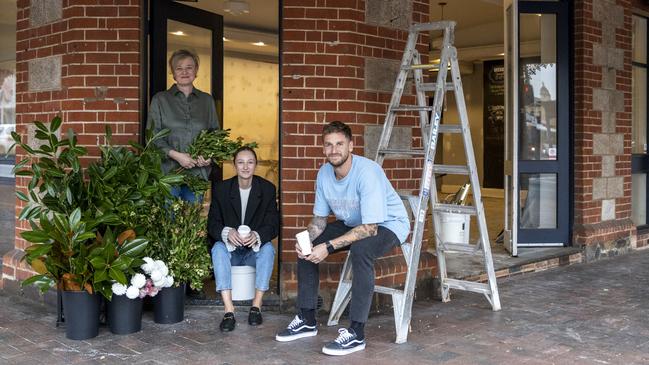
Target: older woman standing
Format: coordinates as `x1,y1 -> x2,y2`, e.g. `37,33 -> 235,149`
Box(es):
147,49 -> 220,202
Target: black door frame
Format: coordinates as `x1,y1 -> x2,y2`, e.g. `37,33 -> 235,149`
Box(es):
516,0 -> 571,245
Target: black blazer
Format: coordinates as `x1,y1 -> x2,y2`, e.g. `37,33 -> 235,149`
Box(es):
207,175 -> 279,247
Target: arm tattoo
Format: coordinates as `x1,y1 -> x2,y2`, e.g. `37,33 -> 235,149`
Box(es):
331,224 -> 378,250
307,216 -> 327,242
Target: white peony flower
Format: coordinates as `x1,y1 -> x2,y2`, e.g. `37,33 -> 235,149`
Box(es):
131,273 -> 146,289
163,275 -> 174,288
141,257 -> 155,273
126,285 -> 140,299
154,260 -> 169,276
153,279 -> 166,288
150,270 -> 163,282
112,282 -> 127,296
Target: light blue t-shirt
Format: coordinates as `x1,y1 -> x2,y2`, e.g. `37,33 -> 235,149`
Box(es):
313,154 -> 411,243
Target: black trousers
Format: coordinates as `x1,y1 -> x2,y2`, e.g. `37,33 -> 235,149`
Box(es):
297,220 -> 400,323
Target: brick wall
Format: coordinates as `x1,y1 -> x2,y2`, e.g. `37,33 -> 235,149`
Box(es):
280,0 -> 435,304
2,0 -> 142,291
572,0 -> 635,260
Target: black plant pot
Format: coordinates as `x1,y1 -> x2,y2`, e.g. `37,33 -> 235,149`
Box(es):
107,294 -> 143,334
153,283 -> 186,324
61,291 -> 100,340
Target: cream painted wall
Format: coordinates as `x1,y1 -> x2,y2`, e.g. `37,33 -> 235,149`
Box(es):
221,57 -> 279,186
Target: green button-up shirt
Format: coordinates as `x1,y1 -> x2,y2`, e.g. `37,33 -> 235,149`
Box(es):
146,84 -> 220,180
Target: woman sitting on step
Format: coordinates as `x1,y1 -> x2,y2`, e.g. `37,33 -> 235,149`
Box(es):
207,146 -> 278,332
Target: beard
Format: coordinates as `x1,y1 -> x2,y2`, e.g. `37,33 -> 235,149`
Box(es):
326,151 -> 350,167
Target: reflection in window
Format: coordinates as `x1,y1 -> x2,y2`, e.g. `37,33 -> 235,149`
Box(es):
519,14 -> 557,161
633,15 -> 648,155
520,174 -> 557,229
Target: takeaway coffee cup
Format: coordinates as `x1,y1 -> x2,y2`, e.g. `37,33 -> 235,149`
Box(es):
295,230 -> 312,255
238,225 -> 251,238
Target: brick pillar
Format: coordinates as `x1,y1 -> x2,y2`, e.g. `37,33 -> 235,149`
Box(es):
573,0 -> 635,260
2,0 -> 142,294
281,0 -> 435,307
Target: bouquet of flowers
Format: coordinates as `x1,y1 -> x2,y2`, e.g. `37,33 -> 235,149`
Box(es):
111,257 -> 174,299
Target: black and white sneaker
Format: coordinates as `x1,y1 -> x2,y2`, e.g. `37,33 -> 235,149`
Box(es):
275,315 -> 318,342
322,328 -> 366,356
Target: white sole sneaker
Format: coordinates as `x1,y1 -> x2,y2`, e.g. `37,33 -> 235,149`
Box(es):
322,342 -> 366,356
275,330 -> 318,342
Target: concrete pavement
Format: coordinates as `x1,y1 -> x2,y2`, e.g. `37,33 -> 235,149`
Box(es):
1,249 -> 649,364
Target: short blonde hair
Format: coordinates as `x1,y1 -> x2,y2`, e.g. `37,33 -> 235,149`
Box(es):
168,49 -> 199,73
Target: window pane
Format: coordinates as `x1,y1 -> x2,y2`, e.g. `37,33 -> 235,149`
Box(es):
633,174 -> 647,226
633,66 -> 647,154
633,15 -> 647,64
519,14 -> 557,161
520,173 -> 556,229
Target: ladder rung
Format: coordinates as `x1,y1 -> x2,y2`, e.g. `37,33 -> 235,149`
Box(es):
438,124 -> 463,133
433,164 -> 469,175
379,148 -> 425,156
391,105 -> 434,112
443,278 -> 491,295
419,82 -> 455,91
398,194 -> 419,214
433,203 -> 477,215
374,285 -> 404,296
411,21 -> 455,32
439,242 -> 481,254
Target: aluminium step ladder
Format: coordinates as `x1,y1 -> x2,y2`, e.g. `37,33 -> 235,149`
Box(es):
327,20 -> 501,344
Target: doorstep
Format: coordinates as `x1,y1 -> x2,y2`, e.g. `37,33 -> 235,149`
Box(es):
445,245 -> 584,282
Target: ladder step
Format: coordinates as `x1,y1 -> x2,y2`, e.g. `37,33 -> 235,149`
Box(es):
438,124 -> 463,133
391,105 -> 434,112
439,242 -> 481,254
433,203 -> 477,215
443,278 -> 491,295
419,82 -> 455,91
433,164 -> 469,175
374,285 -> 404,296
398,194 -> 419,214
379,148 -> 426,156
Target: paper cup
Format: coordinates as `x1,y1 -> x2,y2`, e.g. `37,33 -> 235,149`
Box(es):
238,225 -> 251,238
295,230 -> 312,255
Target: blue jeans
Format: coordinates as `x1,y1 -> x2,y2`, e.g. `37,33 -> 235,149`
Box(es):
211,242 -> 276,292
171,184 -> 203,203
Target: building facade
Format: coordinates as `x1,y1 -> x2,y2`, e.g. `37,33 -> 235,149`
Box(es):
2,0 -> 649,308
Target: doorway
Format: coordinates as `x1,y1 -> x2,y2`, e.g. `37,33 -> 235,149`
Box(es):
430,0 -> 571,258
148,0 -> 280,300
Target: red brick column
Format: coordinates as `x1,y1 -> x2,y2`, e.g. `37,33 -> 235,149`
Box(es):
572,0 -> 635,259
2,0 -> 142,292
281,0 -> 435,306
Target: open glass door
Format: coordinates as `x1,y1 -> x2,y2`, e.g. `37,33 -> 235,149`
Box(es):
504,0 -> 570,256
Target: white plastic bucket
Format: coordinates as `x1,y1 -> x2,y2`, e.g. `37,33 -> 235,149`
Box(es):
231,265 -> 256,301
438,212 -> 471,244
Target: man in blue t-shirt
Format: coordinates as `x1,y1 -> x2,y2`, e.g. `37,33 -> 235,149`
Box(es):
275,121 -> 410,356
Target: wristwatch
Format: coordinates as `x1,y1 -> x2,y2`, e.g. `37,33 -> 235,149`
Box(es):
326,241 -> 335,254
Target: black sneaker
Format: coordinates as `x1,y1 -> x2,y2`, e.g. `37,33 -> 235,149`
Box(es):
275,315 -> 318,342
322,328 -> 366,356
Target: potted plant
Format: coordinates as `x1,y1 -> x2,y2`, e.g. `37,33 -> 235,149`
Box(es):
107,256 -> 173,334
11,118 -> 177,339
143,198 -> 212,324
